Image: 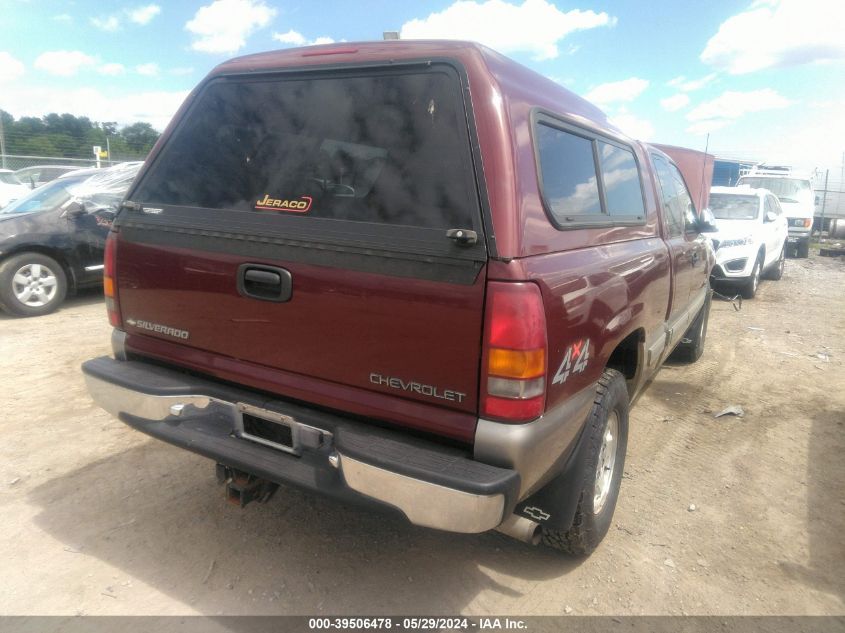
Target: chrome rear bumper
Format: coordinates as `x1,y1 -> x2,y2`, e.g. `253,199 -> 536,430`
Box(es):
82,356 -> 517,534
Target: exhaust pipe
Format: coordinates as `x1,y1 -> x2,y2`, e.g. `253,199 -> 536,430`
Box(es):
495,514 -> 542,545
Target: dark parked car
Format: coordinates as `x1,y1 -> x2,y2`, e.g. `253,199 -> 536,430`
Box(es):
83,41 -> 716,556
0,162 -> 142,317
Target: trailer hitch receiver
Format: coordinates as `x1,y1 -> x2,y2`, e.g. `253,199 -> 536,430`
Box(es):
216,464 -> 279,508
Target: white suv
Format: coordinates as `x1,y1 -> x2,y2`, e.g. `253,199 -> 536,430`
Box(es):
708,186 -> 788,299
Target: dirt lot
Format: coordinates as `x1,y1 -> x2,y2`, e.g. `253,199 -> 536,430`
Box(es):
0,255 -> 843,616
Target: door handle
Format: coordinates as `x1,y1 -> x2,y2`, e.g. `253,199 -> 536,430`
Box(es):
237,264 -> 292,302
244,269 -> 280,285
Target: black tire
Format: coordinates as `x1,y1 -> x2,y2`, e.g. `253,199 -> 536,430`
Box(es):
740,255 -> 762,299
670,291 -> 711,363
0,253 -> 68,317
763,245 -> 785,281
542,369 -> 629,556
796,239 -> 810,258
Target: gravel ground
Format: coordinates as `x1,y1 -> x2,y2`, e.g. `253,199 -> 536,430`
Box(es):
0,254 -> 843,616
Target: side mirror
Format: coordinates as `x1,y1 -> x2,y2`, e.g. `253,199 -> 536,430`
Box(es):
765,210 -> 778,223
64,201 -> 87,218
696,208 -> 719,233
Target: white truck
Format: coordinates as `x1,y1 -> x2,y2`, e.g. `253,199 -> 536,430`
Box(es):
736,166 -> 815,258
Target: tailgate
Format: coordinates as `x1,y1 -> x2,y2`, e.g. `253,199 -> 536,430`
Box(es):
114,63 -> 489,440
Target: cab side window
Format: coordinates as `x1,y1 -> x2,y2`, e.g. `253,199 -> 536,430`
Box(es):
653,155 -> 698,237
766,195 -> 782,216
652,156 -> 684,237
669,164 -> 698,233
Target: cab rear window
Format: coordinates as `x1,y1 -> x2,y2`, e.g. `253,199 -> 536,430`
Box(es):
133,67 -> 480,232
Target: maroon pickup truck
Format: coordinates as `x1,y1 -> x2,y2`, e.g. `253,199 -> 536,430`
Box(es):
83,40 -> 716,556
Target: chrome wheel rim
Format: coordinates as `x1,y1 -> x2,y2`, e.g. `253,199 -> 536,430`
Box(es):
752,263 -> 760,291
12,263 -> 58,307
593,411 -> 619,514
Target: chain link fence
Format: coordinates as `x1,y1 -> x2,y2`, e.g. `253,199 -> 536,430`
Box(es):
0,154 -> 133,171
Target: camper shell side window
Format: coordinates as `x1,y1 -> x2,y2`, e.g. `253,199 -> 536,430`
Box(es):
532,112 -> 647,230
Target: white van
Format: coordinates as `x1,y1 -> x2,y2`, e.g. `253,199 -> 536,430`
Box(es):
736,167 -> 814,257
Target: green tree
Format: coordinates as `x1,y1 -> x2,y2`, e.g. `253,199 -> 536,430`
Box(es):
120,122 -> 159,154
0,111 -> 160,160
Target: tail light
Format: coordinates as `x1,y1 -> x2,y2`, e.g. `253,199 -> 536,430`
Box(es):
481,282 -> 547,422
803,218 -> 812,228
104,231 -> 122,328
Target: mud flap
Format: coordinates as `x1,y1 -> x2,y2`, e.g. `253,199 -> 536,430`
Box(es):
513,420 -> 591,531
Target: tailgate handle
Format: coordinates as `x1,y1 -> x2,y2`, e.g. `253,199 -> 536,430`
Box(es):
238,264 -> 292,302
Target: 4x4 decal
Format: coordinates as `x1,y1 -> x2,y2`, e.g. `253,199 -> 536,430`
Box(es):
552,339 -> 590,385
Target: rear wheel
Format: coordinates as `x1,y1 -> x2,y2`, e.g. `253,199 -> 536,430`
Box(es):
542,369 -> 629,556
740,255 -> 761,299
764,246 -> 785,280
0,253 -> 67,317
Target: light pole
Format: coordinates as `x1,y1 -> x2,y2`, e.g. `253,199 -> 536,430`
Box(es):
0,115 -> 6,169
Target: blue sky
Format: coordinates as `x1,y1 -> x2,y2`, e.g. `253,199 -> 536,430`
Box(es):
1,0 -> 843,170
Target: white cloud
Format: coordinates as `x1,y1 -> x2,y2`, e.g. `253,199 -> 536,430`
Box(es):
136,63 -> 160,76
584,78 -> 649,107
128,4 -> 161,25
706,98 -> 845,170
660,94 -> 690,112
400,0 -> 614,61
186,0 -> 277,54
609,110 -> 655,140
2,86 -> 191,131
759,100 -> 845,168
88,5 -> 161,31
52,14 -> 72,23
685,89 -> 793,135
34,51 -> 97,77
687,89 -> 792,122
273,29 -> 305,46
271,30 -> 335,47
0,52 -> 25,82
91,15 -> 121,31
98,63 -> 126,76
666,73 -> 717,92
701,0 -> 845,74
